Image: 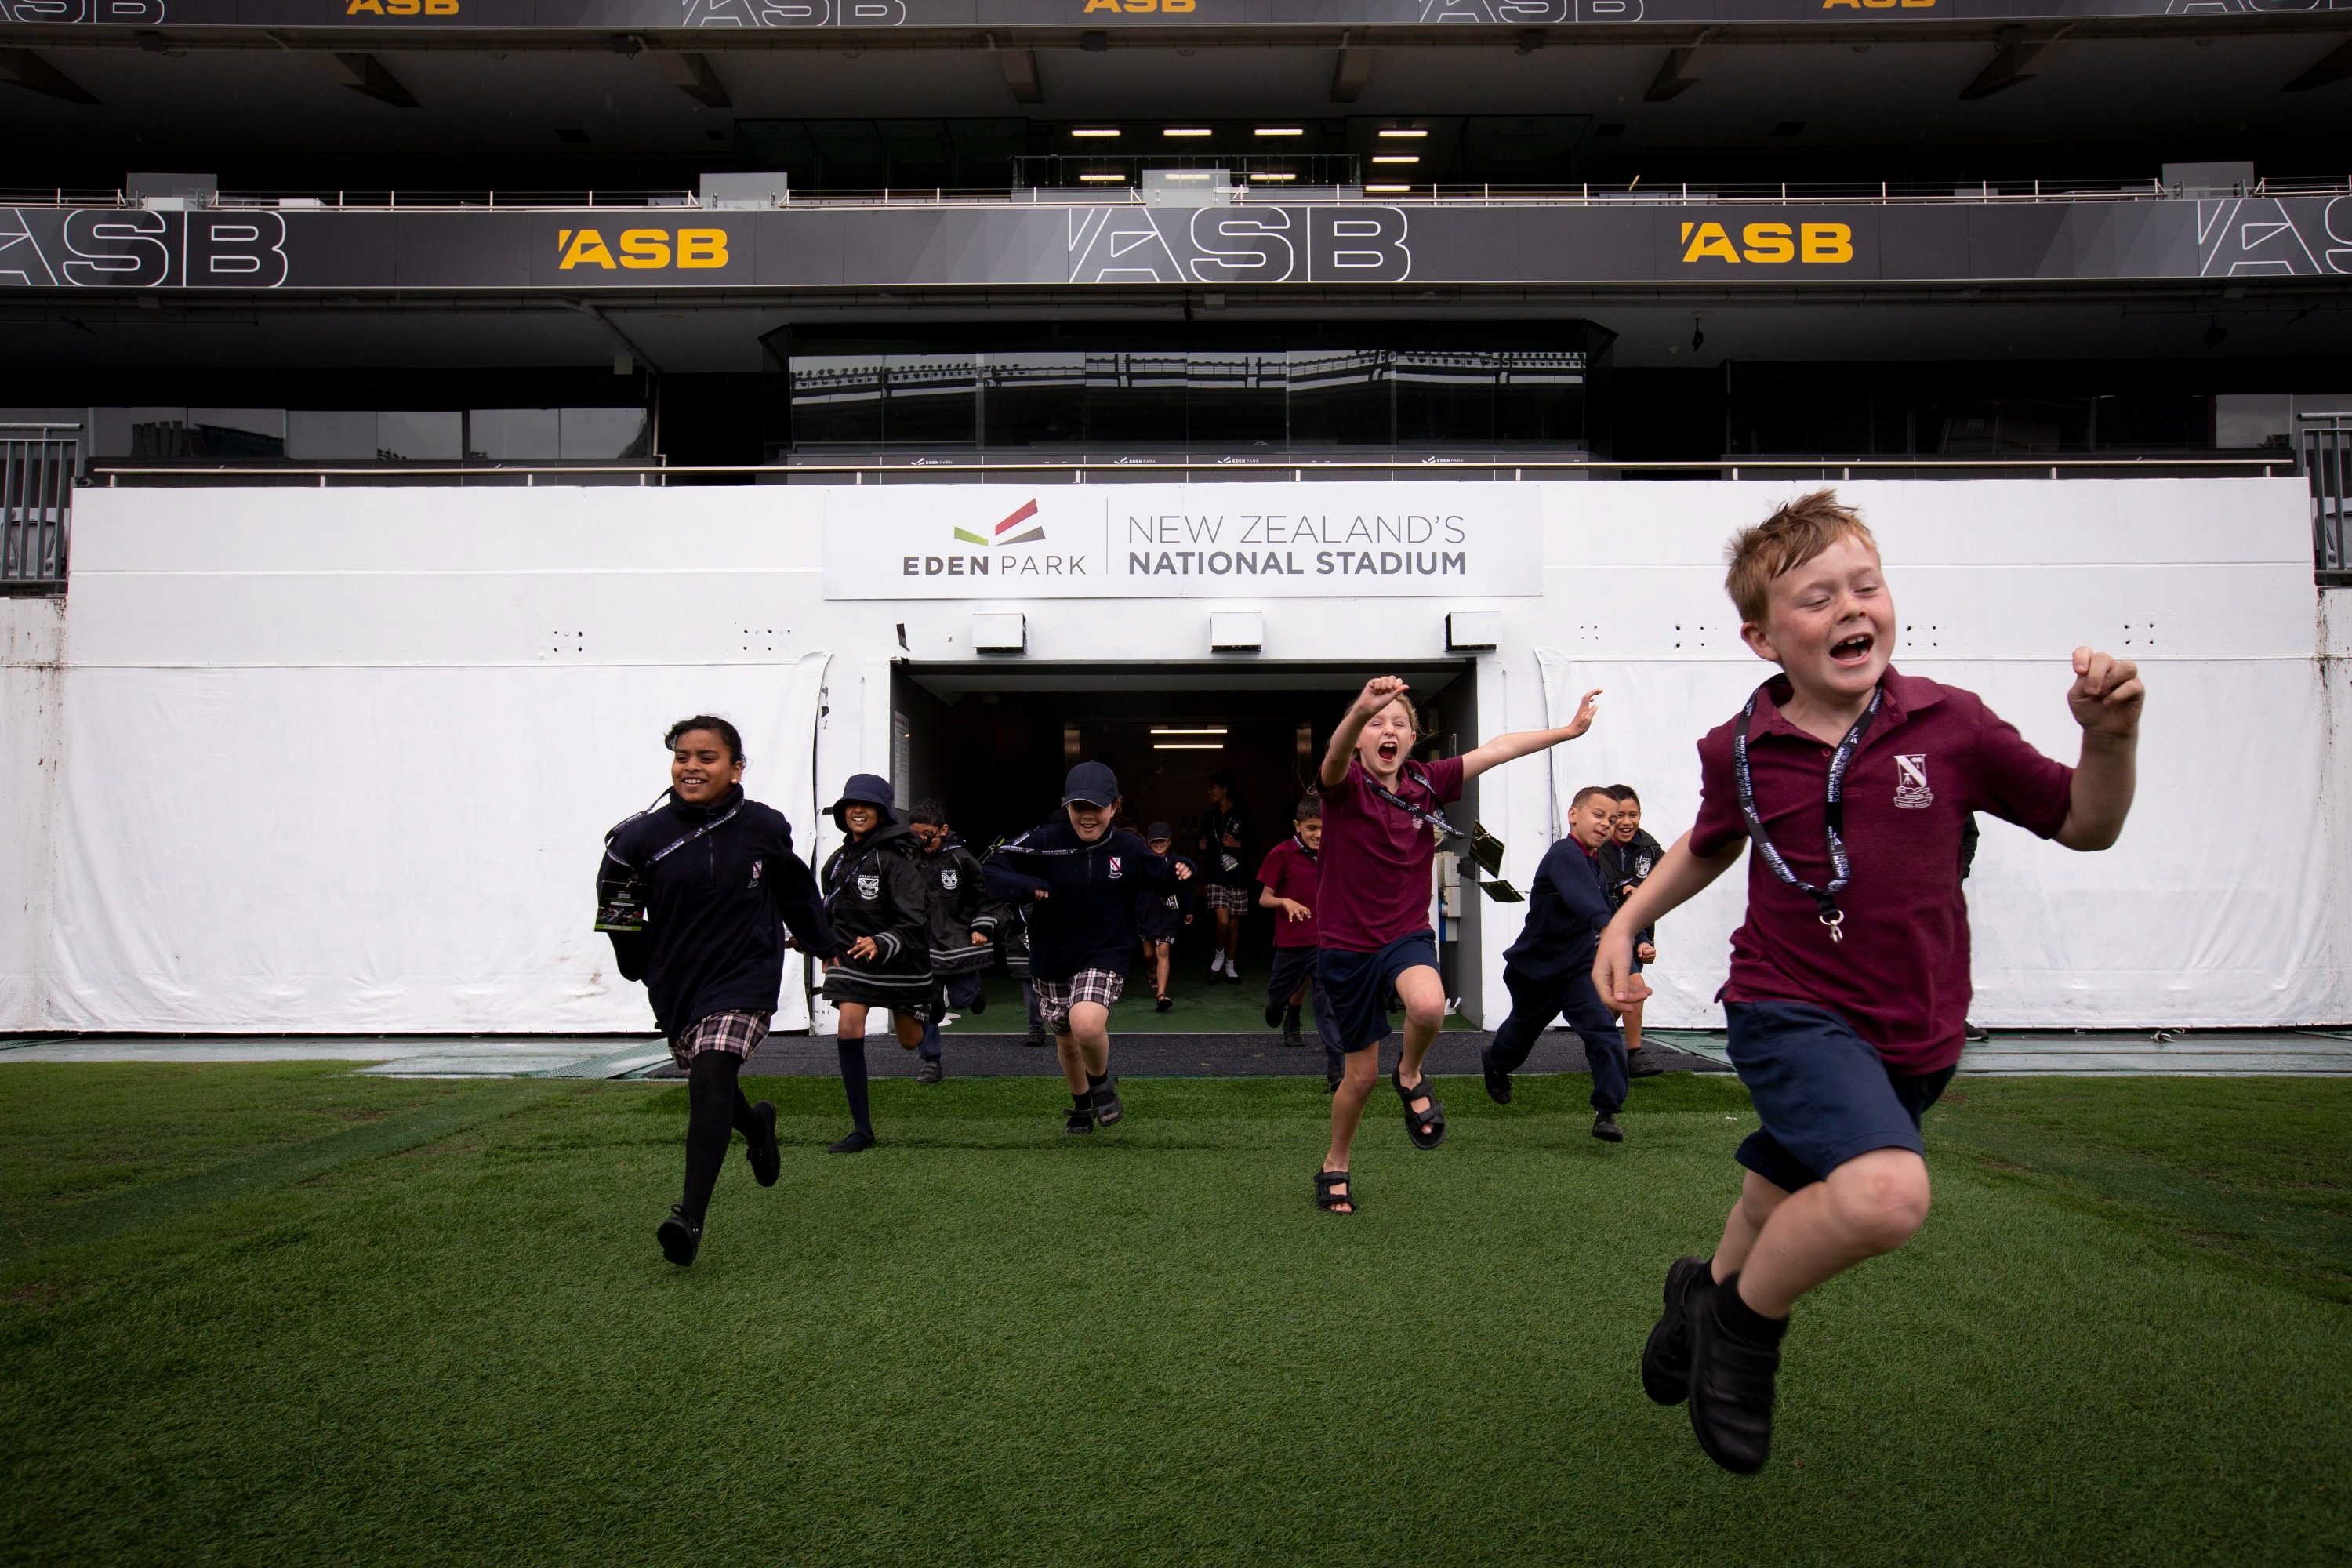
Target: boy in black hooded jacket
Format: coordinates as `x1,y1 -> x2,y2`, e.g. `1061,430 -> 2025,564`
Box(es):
817,773 -> 931,1153
598,714 -> 836,1268
907,798 -> 1007,1085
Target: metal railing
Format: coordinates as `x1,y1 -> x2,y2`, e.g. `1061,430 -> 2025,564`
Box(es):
2,426 -> 76,594
2309,416 -> 2350,589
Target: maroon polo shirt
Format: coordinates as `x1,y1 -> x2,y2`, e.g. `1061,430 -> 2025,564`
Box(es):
1257,837 -> 1323,949
1318,754 -> 1465,953
1688,667 -> 2074,1074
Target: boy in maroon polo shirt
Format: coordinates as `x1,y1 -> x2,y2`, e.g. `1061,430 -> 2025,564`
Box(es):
1596,489 -> 2143,1473
1257,797 -> 1341,1083
1313,673 -> 1601,1214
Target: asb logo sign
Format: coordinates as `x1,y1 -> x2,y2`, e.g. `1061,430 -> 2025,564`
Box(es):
1679,220 -> 1853,265
556,227 -> 731,270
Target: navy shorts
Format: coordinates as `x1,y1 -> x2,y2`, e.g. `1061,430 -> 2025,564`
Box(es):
1317,930 -> 1441,1054
1726,1000 -> 1955,1192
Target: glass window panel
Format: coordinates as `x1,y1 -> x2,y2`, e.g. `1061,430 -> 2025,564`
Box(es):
376,411 -> 463,461
1492,352 -> 1585,446
790,354 -> 885,448
1395,351 -> 1496,446
1287,350 -> 1391,447
1085,351 -> 1189,446
559,407 -> 651,459
882,354 -> 977,447
286,410 -> 379,460
470,408 -> 560,460
982,352 -> 1084,447
186,408 -> 286,459
1185,350 -> 1287,448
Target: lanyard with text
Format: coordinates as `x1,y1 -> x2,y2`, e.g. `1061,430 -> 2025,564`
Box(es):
1367,765 -> 1460,843
1732,681 -> 1882,944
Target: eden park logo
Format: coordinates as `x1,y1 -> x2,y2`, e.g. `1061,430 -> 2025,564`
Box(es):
856,873 -> 881,900
1893,754 -> 1934,810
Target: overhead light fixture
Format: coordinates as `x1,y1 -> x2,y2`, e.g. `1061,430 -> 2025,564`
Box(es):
1367,183 -> 1411,193
1249,171 -> 1297,181
1163,127 -> 1213,137
1377,127 -> 1428,138
1152,742 -> 1225,750
1151,727 -> 1229,735
1071,127 -> 1120,138
1254,126 -> 1303,136
1163,171 -> 1212,180
1078,172 -> 1127,183
1371,154 -> 1420,164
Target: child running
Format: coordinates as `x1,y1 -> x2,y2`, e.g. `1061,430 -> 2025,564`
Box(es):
1135,822 -> 1196,1012
1598,785 -> 1668,1077
1197,772 -> 1257,983
597,715 -> 836,1268
1312,674 -> 1600,1214
816,774 -> 931,1153
1599,489 -> 2142,1473
1481,786 -> 1635,1140
985,761 -> 1192,1134
1257,796 -> 1344,1089
906,799 -> 1003,1087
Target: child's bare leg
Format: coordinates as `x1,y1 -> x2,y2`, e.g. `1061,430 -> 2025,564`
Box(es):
1391,964 -> 1448,1087
1054,1026 -> 1089,1094
1156,944 -> 1171,996
1622,997 -> 1645,1054
1731,1149 -> 1932,1316
1065,1001 -> 1112,1079
891,1010 -> 926,1051
1323,1046 -> 1381,1174
1709,1171 -> 1793,1283
835,1000 -> 869,1040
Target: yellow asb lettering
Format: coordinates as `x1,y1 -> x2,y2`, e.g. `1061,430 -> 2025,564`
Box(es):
1679,221 -> 1740,263
676,229 -> 728,268
1083,0 -> 1121,11
619,229 -> 671,269
345,0 -> 380,12
1740,222 -> 1795,263
1801,222 -> 1854,263
346,0 -> 460,14
1824,0 -> 1934,7
386,0 -> 418,13
557,229 -> 618,270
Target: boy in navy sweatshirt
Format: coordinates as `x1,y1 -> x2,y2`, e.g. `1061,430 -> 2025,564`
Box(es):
1482,786 -> 1634,1141
984,762 -> 1192,1134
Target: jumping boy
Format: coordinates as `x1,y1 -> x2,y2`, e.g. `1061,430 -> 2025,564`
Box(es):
1312,675 -> 1601,1214
1598,786 -> 1667,1076
1135,822 -> 1196,1012
907,800 -> 1002,1087
1482,786 -> 1634,1140
985,761 -> 1192,1134
1257,796 -> 1344,1087
1599,489 -> 2142,1472
597,715 -> 837,1268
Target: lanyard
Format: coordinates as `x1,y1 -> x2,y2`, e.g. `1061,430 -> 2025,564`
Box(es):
1367,764 -> 1460,842
1732,682 -> 1882,943
601,793 -> 742,876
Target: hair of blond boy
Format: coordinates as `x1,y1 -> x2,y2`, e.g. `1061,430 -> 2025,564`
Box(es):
1570,785 -> 1613,810
1722,488 -> 1879,628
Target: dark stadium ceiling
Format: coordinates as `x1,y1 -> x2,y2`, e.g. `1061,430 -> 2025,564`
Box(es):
1,29 -> 2348,176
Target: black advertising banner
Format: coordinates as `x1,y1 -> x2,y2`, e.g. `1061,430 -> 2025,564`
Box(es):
2,0 -> 2343,28
1,196 -> 2346,290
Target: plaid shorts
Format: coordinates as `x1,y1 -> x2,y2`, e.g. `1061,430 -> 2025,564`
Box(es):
670,1009 -> 771,1071
1203,884 -> 1252,915
1032,968 -> 1124,1032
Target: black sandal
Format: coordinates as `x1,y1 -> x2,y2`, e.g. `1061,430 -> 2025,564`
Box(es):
1393,1070 -> 1446,1150
1315,1168 -> 1356,1214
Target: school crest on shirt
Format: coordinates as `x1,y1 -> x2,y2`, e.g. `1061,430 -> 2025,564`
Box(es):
1893,753 -> 1934,810
857,873 -> 881,899
940,868 -> 960,891
747,858 -> 764,889
1107,856 -> 1123,879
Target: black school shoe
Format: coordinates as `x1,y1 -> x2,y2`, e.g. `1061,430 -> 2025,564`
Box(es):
1481,1044 -> 1512,1105
1025,1025 -> 1049,1048
746,1102 -> 781,1187
1641,1254 -> 1713,1405
1156,996 -> 1173,1014
656,1205 -> 702,1267
1689,1290 -> 1783,1474
969,991 -> 987,1015
1627,1049 -> 1667,1080
1065,1104 -> 1096,1135
1091,1078 -> 1124,1127
1592,1112 -> 1624,1142
827,1128 -> 876,1155
916,1058 -> 945,1087
1264,999 -> 1286,1029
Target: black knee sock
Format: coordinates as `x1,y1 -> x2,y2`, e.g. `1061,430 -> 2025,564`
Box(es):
1087,1071 -> 1108,1091
681,1052 -> 743,1225
731,1085 -> 762,1139
1713,1272 -> 1789,1345
1072,1089 -> 1093,1112
836,1038 -> 873,1134
1283,1004 -> 1302,1028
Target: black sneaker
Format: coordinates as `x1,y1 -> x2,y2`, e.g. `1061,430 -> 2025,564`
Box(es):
1025,1025 -> 1049,1048
1264,999 -> 1286,1029
1482,1045 -> 1512,1105
1091,1077 -> 1124,1127
1627,1048 -> 1667,1080
656,1205 -> 701,1267
1592,1112 -> 1624,1142
1282,1018 -> 1304,1049
1065,1105 -> 1096,1135
1690,1293 -> 1783,1474
1963,1020 -> 1989,1042
1156,996 -> 1173,1014
1641,1254 -> 1712,1406
969,991 -> 987,1015
827,1128 -> 876,1155
746,1101 -> 781,1187
915,1058 -> 944,1087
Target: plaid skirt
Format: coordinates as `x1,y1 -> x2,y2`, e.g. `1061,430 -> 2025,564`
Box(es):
1032,967 -> 1124,1031
1202,884 -> 1252,915
670,1009 -> 771,1071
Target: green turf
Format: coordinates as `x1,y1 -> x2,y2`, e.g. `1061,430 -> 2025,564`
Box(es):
939,968 -> 1478,1033
2,1065 -> 2347,1567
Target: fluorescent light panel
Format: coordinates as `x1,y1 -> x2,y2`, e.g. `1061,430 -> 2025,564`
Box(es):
1371,154 -> 1420,164
1070,127 -> 1120,138
1078,173 -> 1127,182
1150,727 -> 1229,735
1249,172 -> 1297,180
1254,126 -> 1303,136
1163,127 -> 1212,137
1366,183 -> 1411,192
1153,742 -> 1225,750
1377,128 -> 1428,138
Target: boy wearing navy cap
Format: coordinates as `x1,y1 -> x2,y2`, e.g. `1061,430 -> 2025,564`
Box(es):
985,761 -> 1192,1134
1598,489 -> 2143,1473
1483,785 -> 1634,1141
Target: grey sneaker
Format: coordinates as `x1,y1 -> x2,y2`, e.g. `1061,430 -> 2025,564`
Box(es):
915,1058 -> 944,1087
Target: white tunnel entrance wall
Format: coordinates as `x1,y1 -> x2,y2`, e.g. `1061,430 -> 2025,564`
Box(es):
9,476 -> 2343,1034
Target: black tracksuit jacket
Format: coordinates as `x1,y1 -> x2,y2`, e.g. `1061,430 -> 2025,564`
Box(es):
1134,855 -> 1198,942
983,822 -> 1181,982
919,836 -> 1007,977
1596,829 -> 1663,954
597,786 -> 835,1039
818,820 -> 932,991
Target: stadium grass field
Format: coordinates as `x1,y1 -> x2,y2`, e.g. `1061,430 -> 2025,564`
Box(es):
2,1064 -> 2346,1567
